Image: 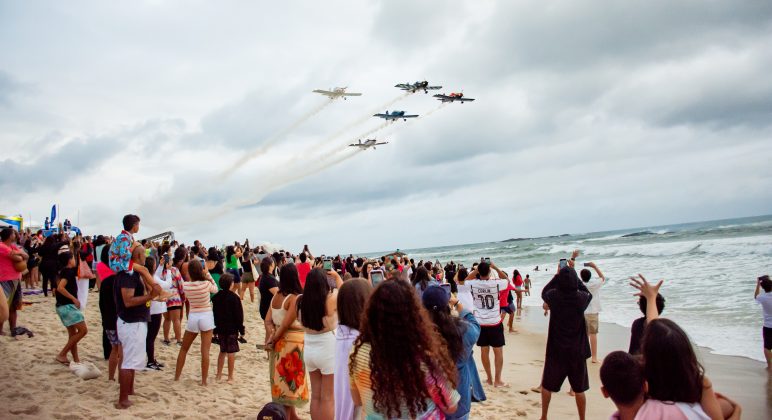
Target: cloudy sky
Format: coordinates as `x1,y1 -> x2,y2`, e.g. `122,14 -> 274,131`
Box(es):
1,1 -> 771,254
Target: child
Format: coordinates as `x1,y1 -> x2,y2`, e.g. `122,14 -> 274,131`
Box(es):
627,293 -> 665,355
212,273 -> 244,383
54,251 -> 88,365
600,351 -> 686,419
524,274 -> 531,296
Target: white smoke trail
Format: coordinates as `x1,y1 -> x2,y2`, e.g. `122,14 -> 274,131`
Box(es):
307,92 -> 411,154
219,98 -> 334,180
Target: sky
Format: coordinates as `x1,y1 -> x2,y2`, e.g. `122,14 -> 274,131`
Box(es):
1,0 -> 771,254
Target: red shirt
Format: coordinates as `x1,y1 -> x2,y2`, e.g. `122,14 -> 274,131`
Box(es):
297,262 -> 311,288
0,242 -> 21,281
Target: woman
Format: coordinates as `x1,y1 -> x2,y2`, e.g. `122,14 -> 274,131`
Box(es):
297,268 -> 343,420
54,251 -> 88,365
163,247 -> 187,346
258,256 -> 279,321
513,269 -> 524,309
334,278 -> 372,420
174,259 -> 218,386
265,263 -> 308,420
240,248 -> 256,302
38,235 -> 64,297
206,247 -> 224,296
632,276 -> 741,420
23,232 -> 41,289
146,256 -> 172,370
422,286 -> 483,420
349,280 -> 460,419
360,261 -> 373,282
412,266 -> 438,296
225,245 -> 242,291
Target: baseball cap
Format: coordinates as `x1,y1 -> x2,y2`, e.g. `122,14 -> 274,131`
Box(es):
422,285 -> 450,311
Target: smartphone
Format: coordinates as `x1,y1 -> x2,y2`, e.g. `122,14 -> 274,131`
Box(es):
323,259 -> 333,271
484,257 -> 491,264
370,270 -> 384,286
583,262 -> 591,267
559,258 -> 568,269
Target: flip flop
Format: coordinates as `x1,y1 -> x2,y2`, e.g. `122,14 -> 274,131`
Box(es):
54,358 -> 69,366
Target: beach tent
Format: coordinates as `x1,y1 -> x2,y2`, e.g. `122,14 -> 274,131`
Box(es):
0,215 -> 23,231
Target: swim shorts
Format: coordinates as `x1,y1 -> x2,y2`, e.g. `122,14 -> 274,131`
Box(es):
117,319 -> 148,370
764,327 -> 772,350
585,313 -> 599,335
1,279 -> 21,308
56,304 -> 85,327
477,323 -> 505,348
542,355 -> 589,393
105,329 -> 121,346
219,332 -> 240,354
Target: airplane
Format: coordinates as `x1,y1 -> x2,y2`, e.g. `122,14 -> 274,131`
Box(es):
395,80 -> 442,94
372,110 -> 419,121
312,87 -> 362,100
348,138 -> 389,150
433,92 -> 475,103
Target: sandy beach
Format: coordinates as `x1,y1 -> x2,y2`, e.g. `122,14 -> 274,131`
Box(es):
1,290 -> 767,419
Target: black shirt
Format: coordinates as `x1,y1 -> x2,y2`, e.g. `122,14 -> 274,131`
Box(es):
258,274 -> 279,320
212,290 -> 245,335
99,275 -> 118,330
629,317 -> 646,355
55,267 -> 79,307
114,271 -> 150,323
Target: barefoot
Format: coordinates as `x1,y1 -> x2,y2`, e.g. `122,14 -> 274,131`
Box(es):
215,375 -> 222,382
226,378 -> 234,385
530,386 -> 542,393
114,400 -> 133,409
54,356 -> 69,365
568,390 -> 576,396
200,381 -> 208,387
494,381 -> 510,388
485,379 -> 493,386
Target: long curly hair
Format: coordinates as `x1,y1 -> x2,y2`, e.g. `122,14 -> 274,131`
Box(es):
350,280 -> 458,418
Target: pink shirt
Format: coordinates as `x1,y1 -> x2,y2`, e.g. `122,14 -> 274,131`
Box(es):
96,262 -> 115,280
0,242 -> 21,281
610,399 -> 688,420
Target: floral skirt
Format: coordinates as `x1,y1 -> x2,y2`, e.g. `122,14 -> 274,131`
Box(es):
270,328 -> 309,407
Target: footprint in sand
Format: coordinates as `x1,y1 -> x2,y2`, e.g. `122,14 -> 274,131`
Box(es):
9,406 -> 40,415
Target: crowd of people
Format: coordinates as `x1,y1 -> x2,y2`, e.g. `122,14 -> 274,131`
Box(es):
0,213 -> 761,419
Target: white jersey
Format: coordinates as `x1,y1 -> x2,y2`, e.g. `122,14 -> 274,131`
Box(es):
467,279 -> 510,326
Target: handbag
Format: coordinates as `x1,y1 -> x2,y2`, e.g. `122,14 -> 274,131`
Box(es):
13,259 -> 27,273
78,260 -> 95,279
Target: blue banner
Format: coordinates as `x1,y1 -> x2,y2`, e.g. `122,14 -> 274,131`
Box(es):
51,204 -> 57,223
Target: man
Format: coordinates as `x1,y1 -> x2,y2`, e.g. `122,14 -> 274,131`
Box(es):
296,252 -> 312,288
44,217 -> 50,230
580,261 -> 607,364
465,261 -> 513,387
540,264 -> 593,420
754,275 -> 772,370
0,228 -> 28,336
114,246 -> 159,409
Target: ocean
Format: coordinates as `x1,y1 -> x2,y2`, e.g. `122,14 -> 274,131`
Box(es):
369,215 -> 772,362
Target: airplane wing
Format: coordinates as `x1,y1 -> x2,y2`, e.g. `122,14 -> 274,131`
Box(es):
375,142 -> 389,145
458,97 -> 475,102
426,86 -> 442,90
342,92 -> 362,96
402,115 -> 418,118
348,143 -> 363,147
373,113 -> 388,118
433,94 -> 450,101
313,89 -> 335,97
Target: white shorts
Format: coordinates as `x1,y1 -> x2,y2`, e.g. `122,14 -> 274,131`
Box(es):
117,319 -> 148,370
304,331 -> 336,375
186,311 -> 215,333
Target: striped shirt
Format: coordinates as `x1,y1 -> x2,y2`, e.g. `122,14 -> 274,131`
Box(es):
350,342 -> 460,419
182,280 -> 218,313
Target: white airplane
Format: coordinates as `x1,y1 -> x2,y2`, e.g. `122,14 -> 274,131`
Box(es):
349,139 -> 389,150
312,87 -> 362,100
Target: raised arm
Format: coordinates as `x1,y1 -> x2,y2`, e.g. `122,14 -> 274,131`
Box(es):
630,274 -> 662,322
755,278 -> 762,299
